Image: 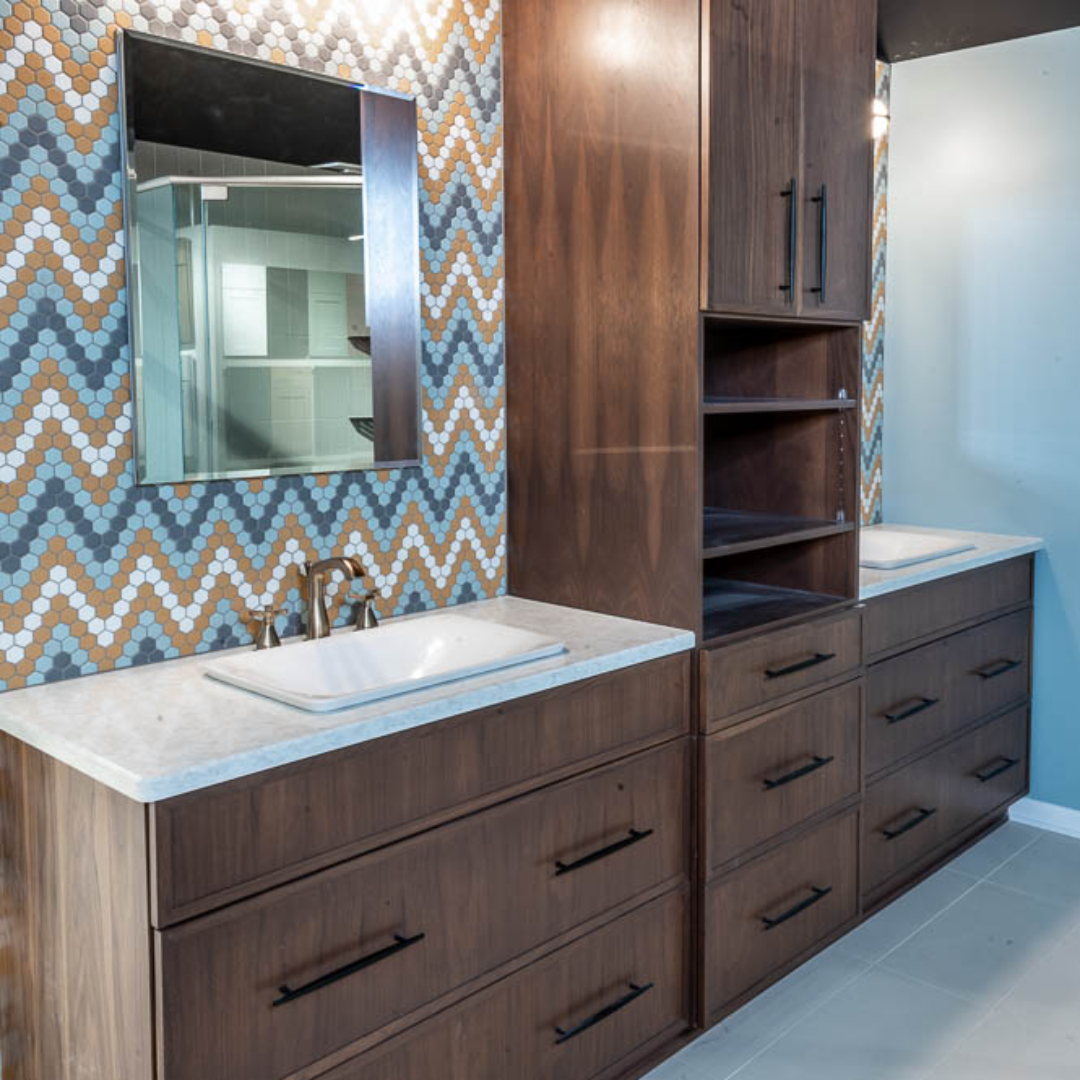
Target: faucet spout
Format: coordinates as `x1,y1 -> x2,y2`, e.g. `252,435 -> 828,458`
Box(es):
303,555 -> 368,640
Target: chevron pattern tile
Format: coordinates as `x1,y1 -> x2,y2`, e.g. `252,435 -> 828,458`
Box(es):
0,0 -> 505,689
861,60 -> 889,526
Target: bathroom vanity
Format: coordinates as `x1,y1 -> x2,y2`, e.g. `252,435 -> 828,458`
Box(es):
0,598 -> 695,1080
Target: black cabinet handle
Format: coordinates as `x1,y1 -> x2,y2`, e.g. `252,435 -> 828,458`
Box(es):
555,828 -> 654,876
763,754 -> 835,791
779,176 -> 797,301
765,651 -> 836,680
810,184 -> 828,304
975,659 -> 1023,680
761,885 -> 833,931
882,807 -> 937,841
885,697 -> 940,724
975,756 -> 1021,783
554,981 -> 654,1045
272,931 -> 425,1008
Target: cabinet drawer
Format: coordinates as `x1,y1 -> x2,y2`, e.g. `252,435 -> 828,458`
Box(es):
704,680 -> 861,873
701,609 -> 861,730
319,890 -> 688,1080
951,610 -> 1031,731
863,708 -> 1029,898
151,654 -> 690,925
866,637 -> 951,777
863,557 -> 1032,662
155,743 -> 688,1080
703,810 -> 858,1019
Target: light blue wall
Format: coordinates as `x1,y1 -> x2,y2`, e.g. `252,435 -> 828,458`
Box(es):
884,29 -> 1080,812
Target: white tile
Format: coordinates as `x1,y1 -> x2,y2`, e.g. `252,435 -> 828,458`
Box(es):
947,822 -> 1042,879
727,967 -> 982,1080
645,950 -> 869,1080
879,881 -> 1072,1003
836,868 -> 977,963
924,919 -> 1080,1080
988,831 -> 1080,909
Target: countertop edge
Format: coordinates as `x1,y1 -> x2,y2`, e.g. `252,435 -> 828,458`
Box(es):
1,628 -> 696,804
859,540 -> 1044,601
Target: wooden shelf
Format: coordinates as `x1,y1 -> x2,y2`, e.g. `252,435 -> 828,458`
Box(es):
703,396 -> 857,415
702,579 -> 848,642
703,509 -> 855,559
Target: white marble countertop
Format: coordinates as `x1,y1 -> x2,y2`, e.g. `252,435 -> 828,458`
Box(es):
0,596 -> 695,803
859,524 -> 1043,601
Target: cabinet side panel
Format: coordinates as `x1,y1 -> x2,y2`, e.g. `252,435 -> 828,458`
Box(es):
504,0 -> 701,632
0,733 -> 153,1080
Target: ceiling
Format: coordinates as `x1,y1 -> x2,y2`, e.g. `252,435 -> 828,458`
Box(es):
878,0 -> 1080,62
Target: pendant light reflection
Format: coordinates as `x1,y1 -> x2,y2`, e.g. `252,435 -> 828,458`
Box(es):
872,97 -> 890,140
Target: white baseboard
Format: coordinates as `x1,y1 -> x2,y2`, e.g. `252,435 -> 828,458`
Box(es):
1010,797 -> 1080,840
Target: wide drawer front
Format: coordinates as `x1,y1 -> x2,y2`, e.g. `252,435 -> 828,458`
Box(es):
701,609 -> 862,730
705,680 -> 862,873
866,611 -> 1030,777
703,810 -> 858,1019
156,743 -> 688,1080
319,890 -> 688,1080
863,557 -> 1032,662
863,708 -> 1028,898
950,610 -> 1031,731
151,653 -> 691,925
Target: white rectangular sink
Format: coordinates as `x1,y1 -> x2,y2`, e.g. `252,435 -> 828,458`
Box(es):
205,612 -> 566,712
860,528 -> 977,570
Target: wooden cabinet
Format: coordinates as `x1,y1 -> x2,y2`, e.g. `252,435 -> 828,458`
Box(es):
705,0 -> 876,320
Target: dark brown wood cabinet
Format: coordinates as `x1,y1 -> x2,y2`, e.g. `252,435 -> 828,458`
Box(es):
705,0 -> 876,320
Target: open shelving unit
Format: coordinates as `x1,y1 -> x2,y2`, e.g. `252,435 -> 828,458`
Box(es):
700,316 -> 861,643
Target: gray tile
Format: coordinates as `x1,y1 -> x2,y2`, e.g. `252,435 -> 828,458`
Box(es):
835,868 -> 976,963
880,881 -> 1072,1003
644,950 -> 869,1080
947,821 -> 1043,879
988,831 -> 1080,909
728,967 -> 982,1080
924,919 -> 1080,1080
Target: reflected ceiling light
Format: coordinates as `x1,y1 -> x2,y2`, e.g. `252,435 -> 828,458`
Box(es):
872,97 -> 891,140
348,234 -> 365,242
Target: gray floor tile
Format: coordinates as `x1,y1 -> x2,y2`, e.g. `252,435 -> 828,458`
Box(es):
924,918 -> 1080,1080
879,881 -> 1072,1002
835,868 -> 977,963
988,831 -> 1080,909
727,967 -> 982,1080
947,821 -> 1042,879
645,950 -> 869,1080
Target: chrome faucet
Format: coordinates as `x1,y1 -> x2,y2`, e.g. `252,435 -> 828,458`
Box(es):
301,556 -> 368,640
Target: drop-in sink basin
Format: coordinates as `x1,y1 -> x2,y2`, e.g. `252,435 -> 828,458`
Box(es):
205,612 -> 566,712
860,528 -> 977,570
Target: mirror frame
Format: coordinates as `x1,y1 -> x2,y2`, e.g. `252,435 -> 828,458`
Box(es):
116,29 -> 422,482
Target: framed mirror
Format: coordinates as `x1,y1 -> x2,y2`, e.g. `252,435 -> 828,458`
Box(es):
118,31 -> 421,484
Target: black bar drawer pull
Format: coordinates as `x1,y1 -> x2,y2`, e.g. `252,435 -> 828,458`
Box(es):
885,697 -> 940,724
764,754 -> 835,791
555,828 -> 654,876
273,931 -> 425,1007
765,651 -> 836,680
882,807 -> 937,841
810,184 -> 828,304
761,885 -> 833,931
975,756 -> 1021,783
975,659 -> 1023,680
779,176 -> 797,300
554,981 -> 654,1045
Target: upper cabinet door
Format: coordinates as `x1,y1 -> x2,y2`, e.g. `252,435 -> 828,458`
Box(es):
799,0 -> 876,322
705,0 -> 800,316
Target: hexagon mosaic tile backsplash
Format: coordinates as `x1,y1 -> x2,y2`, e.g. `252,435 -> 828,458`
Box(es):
0,0 -> 505,690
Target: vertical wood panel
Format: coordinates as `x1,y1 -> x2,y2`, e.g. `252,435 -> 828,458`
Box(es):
504,0 -> 701,633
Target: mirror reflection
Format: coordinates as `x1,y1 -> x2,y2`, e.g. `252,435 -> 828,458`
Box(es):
120,31 -> 421,485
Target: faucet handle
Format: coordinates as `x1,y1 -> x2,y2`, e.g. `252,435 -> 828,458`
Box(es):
251,604 -> 285,650
353,589 -> 380,631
